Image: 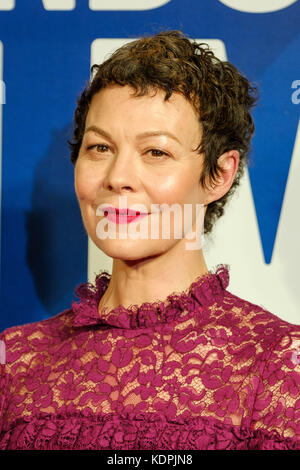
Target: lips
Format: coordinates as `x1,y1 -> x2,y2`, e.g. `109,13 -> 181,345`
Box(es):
104,210 -> 149,225
103,207 -> 147,216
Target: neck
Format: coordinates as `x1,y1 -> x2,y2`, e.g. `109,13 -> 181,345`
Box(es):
98,243 -> 209,315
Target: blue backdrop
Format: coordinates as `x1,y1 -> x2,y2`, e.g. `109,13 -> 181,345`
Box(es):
1,0 -> 299,331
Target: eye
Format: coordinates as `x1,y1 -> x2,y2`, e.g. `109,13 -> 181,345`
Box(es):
86,145 -> 169,159
148,149 -> 169,159
87,144 -> 110,153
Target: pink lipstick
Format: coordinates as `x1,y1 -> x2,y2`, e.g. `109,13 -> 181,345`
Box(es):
102,207 -> 149,225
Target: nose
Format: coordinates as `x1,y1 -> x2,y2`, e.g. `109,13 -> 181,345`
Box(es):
103,150 -> 136,193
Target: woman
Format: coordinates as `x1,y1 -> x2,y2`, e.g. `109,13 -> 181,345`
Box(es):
1,30 -> 300,450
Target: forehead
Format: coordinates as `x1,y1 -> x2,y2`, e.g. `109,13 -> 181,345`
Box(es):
85,85 -> 202,147
86,85 -> 201,139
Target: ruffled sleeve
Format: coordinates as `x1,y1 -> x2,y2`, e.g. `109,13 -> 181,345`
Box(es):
250,325 -> 300,448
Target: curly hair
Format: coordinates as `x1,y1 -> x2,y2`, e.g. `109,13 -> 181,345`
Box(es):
68,29 -> 259,236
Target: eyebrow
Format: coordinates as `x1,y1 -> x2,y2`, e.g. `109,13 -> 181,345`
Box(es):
84,125 -> 182,145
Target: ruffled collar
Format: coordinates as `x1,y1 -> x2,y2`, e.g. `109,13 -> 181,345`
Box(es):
71,264 -> 230,329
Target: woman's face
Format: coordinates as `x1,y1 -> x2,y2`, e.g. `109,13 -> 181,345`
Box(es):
74,84 -> 211,261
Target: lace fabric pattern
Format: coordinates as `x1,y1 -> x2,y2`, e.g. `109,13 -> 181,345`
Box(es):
0,264 -> 300,450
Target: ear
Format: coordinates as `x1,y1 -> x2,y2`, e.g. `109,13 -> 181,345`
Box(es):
204,150 -> 240,205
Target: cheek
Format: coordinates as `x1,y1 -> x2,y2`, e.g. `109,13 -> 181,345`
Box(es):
149,174 -> 181,202
74,163 -> 97,202
151,174 -> 195,205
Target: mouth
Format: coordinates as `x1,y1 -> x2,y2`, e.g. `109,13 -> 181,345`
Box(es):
101,206 -> 150,225
104,208 -> 147,217
103,207 -> 148,217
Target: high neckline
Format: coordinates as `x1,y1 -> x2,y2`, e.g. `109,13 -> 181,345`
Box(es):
71,264 -> 230,329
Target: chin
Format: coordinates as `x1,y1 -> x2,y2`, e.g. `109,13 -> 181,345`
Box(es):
95,238 -> 168,261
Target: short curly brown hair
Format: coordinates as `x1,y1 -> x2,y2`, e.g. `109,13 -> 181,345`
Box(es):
68,29 -> 259,235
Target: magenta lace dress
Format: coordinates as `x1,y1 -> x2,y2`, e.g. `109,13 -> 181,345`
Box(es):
1,264 -> 300,450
